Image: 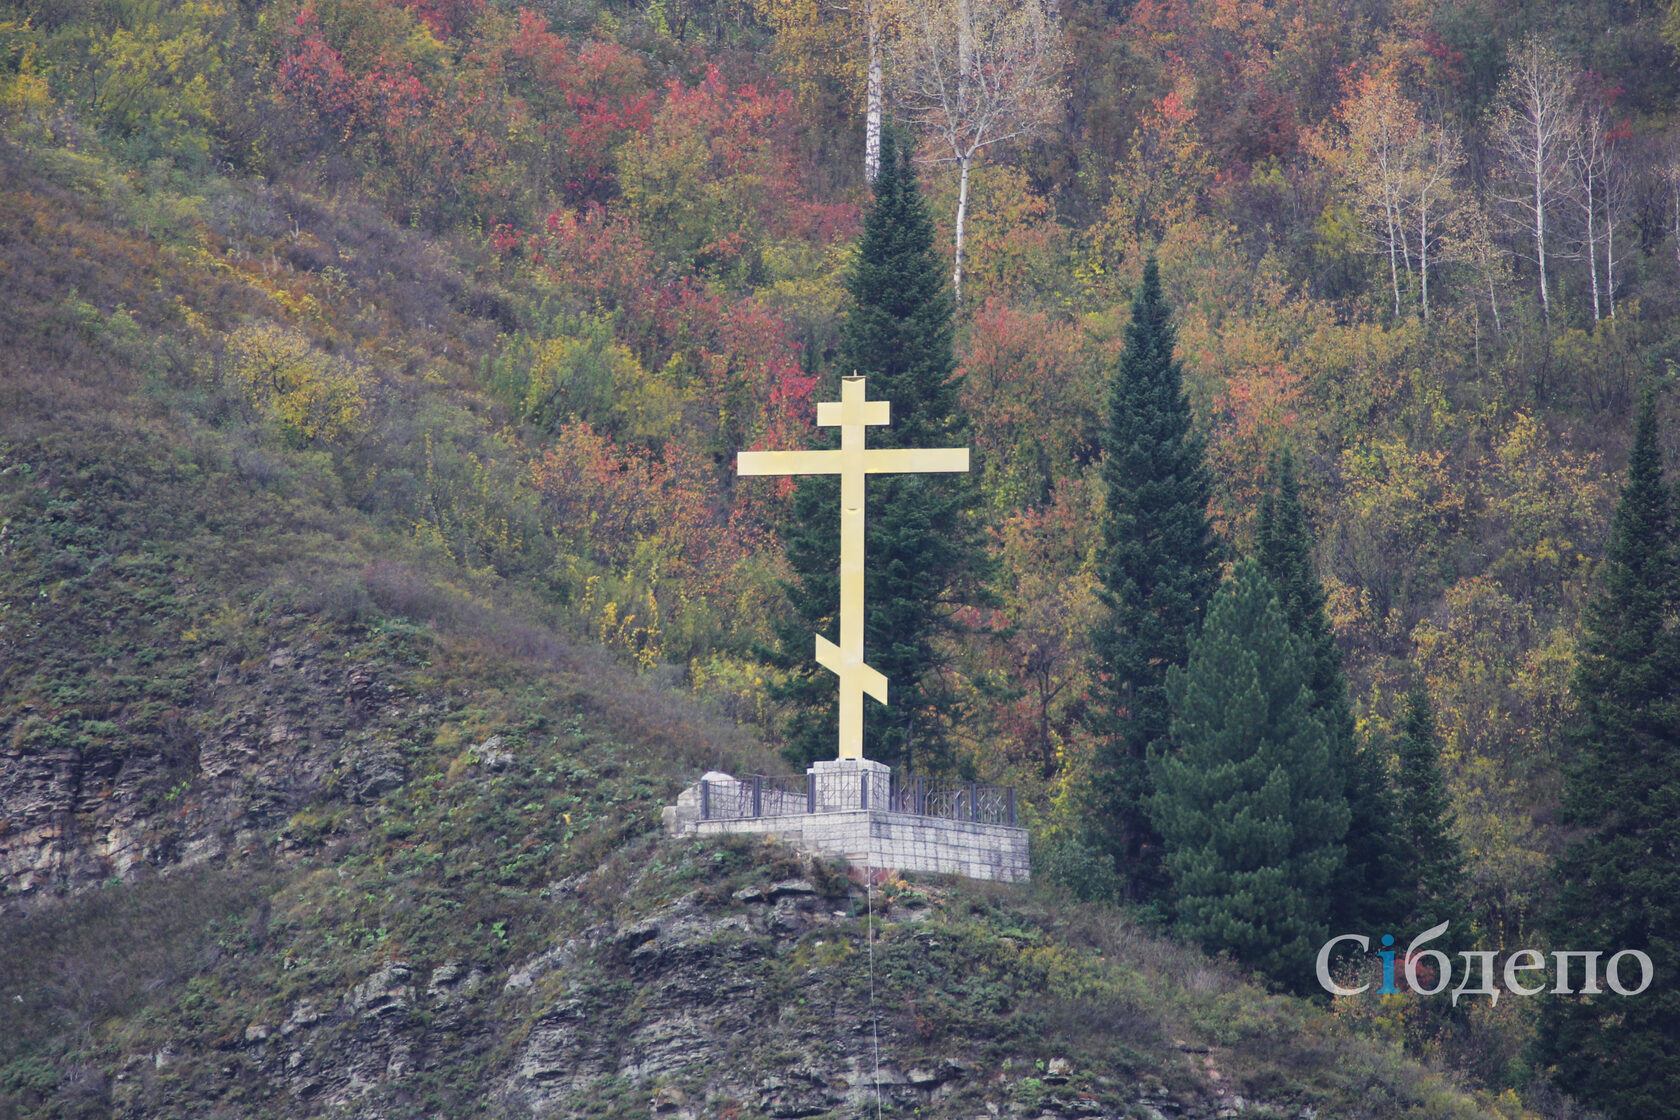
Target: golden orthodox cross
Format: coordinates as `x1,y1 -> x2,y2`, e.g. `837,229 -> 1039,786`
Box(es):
738,375 -> 969,761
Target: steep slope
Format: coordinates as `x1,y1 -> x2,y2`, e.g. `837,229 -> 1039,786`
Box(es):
0,120 -> 1532,1120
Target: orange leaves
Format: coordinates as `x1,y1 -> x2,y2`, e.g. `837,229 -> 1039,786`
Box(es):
531,423 -> 716,586
957,477 -> 1101,783
647,282 -> 819,456
928,164 -> 1071,307
270,3 -> 658,221
274,0 -> 514,223
562,41 -> 654,196
1215,364 -> 1303,442
520,206 -> 657,321
958,297 -> 1099,508
1207,362 -> 1303,537
398,0 -> 486,40
617,65 -> 843,277
512,204 -> 817,459
530,422 -> 771,660
505,7 -> 577,87
1088,72 -> 1214,290
277,30 -> 355,121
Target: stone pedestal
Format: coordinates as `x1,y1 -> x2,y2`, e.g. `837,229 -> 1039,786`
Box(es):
685,809 -> 1030,882
809,758 -> 890,813
663,761 -> 1030,884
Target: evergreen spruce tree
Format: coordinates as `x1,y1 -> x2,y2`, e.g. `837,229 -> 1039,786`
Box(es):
1534,394 -> 1680,1120
1089,258 -> 1221,898
1152,559 -> 1350,991
1255,449 -> 1407,933
764,127 -> 987,773
1391,686 -> 1469,934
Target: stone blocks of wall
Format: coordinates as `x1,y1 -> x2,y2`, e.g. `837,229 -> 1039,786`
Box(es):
683,809 -> 1030,884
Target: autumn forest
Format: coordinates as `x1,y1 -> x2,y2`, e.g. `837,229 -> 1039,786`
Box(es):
4,0 -> 1680,1115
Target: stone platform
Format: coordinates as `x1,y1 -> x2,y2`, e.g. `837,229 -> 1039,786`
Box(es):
662,759 -> 1030,883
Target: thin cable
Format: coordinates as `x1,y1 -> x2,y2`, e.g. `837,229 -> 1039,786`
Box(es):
867,849 -> 882,1120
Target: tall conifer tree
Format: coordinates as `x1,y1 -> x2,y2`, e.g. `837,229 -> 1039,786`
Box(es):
1256,449 -> 1407,933
1535,394 -> 1680,1120
1392,686 -> 1468,934
1152,559 -> 1349,991
765,127 -> 987,773
1090,258 -> 1221,898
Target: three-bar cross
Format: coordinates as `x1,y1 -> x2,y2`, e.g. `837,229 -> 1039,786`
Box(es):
737,376 -> 969,760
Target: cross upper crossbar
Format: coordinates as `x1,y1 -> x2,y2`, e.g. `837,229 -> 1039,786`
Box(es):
737,376 -> 969,760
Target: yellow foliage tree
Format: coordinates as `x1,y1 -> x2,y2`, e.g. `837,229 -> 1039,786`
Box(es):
224,322 -> 370,447
90,1 -> 228,162
750,0 -> 866,114
0,22 -> 54,140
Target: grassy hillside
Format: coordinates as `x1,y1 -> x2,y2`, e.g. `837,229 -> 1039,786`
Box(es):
0,104 -> 1566,1119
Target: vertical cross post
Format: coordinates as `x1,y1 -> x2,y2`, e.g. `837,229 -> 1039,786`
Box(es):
736,376 -> 968,761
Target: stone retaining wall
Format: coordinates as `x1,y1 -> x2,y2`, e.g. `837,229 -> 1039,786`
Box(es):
672,804 -> 1029,883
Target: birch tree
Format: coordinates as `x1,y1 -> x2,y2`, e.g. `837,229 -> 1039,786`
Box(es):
1410,123 -> 1480,321
1602,131 -> 1627,320
1330,74 -> 1480,321
749,0 -> 884,181
1664,139 -> 1680,284
1488,36 -> 1576,325
1568,87 -> 1626,321
1336,74 -> 1420,318
864,0 -> 883,179
889,0 -> 1066,301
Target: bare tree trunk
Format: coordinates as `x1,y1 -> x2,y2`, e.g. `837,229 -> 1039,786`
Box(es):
891,0 -> 1066,305
1491,38 -> 1574,328
1474,300 -> 1481,368
1605,203 -> 1616,319
1587,208 -> 1600,322
1482,229 -> 1504,336
1533,146 -> 1550,324
1673,167 -> 1680,281
1419,202 -> 1430,320
1572,95 -> 1624,322
954,151 -> 971,301
1386,200 -> 1403,318
1605,148 -> 1623,318
957,0 -> 972,112
865,0 -> 883,181
1582,160 -> 1601,322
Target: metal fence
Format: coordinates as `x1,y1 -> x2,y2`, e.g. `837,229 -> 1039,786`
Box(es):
697,773 -> 809,820
698,771 -> 1016,827
892,776 -> 1016,826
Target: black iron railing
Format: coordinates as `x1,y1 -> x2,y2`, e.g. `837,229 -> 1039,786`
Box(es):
698,771 -> 1017,826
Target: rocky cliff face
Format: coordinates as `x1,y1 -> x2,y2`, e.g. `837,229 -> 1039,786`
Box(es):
0,625 -> 424,913
130,866 -> 1273,1120
37,834 -> 1486,1120
0,430 -> 416,911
